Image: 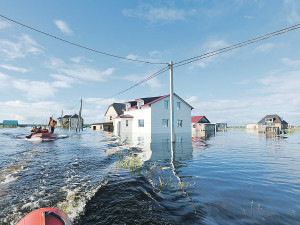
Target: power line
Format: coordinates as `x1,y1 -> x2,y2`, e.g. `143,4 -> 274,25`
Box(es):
84,24 -> 300,102
173,23 -> 300,67
0,14 -> 168,65
83,66 -> 169,103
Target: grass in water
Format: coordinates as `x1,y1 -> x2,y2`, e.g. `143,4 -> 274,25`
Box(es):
116,156 -> 143,172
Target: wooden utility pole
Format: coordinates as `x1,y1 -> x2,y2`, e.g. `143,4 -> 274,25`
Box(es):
169,61 -> 175,143
76,98 -> 83,132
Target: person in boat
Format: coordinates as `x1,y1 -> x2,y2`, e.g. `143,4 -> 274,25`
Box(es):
48,117 -> 57,133
27,125 -> 37,138
41,126 -> 49,133
31,125 -> 37,133
36,126 -> 42,133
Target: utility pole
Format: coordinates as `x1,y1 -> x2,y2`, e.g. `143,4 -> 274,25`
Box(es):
169,61 -> 175,143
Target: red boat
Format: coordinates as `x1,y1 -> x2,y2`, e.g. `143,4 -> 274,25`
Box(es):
17,207 -> 72,225
27,132 -> 58,140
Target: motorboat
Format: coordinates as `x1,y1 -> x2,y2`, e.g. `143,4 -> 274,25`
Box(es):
26,132 -> 58,140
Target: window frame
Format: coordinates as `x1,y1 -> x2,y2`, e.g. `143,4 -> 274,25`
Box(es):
177,120 -> 183,127
164,100 -> 169,109
162,119 -> 169,127
177,102 -> 180,110
138,119 -> 144,127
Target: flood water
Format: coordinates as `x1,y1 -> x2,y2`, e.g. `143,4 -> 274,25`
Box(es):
0,127 -> 299,224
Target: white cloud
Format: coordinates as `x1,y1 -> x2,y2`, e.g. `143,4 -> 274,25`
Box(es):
284,0 -> 300,23
12,79 -> 56,100
0,72 -> 10,91
0,100 -> 77,124
0,64 -> 29,73
70,56 -> 83,63
191,40 -> 231,68
187,70 -> 300,125
0,34 -> 43,60
123,5 -> 195,23
0,20 -> 11,29
281,57 -> 300,66
0,72 -> 74,100
46,57 -> 115,82
254,43 -> 273,53
54,20 -> 73,35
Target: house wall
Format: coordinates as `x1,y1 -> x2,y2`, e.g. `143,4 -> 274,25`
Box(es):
114,118 -> 133,136
105,106 -> 118,122
246,123 -> 258,129
124,107 -> 152,134
151,95 -> 192,135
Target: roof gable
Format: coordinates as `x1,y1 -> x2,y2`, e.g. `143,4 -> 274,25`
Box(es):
191,116 -> 210,123
258,114 -> 285,124
104,103 -> 125,116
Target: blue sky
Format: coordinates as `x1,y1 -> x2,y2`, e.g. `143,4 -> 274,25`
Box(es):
0,0 -> 300,125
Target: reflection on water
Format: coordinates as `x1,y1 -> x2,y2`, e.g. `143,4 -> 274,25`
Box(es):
1,128 -> 300,224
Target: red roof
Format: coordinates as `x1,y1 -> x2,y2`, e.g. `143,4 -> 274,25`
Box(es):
121,93 -> 194,111
191,116 -> 204,123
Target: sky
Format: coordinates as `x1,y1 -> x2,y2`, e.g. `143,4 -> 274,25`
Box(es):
0,0 -> 300,125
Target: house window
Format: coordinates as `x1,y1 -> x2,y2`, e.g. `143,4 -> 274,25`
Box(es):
162,119 -> 169,127
177,102 -> 180,110
126,120 -> 128,127
265,118 -> 273,122
164,100 -> 168,109
193,124 -> 196,128
138,119 -> 144,127
110,116 -> 112,121
177,120 -> 183,127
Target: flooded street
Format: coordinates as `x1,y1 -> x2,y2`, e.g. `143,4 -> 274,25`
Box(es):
0,128 -> 299,224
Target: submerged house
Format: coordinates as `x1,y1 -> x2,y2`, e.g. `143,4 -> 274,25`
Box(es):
2,120 -> 18,128
57,114 -> 84,129
257,114 -> 288,133
114,93 -> 193,142
91,103 -> 125,131
191,116 -> 216,137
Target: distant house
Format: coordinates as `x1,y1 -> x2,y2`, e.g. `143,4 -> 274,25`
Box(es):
191,116 -> 216,137
114,93 -> 193,141
2,120 -> 18,128
57,114 -> 84,129
216,123 -> 227,129
257,114 -> 288,133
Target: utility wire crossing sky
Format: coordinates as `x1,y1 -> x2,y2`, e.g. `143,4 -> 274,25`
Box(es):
1,1 -> 300,125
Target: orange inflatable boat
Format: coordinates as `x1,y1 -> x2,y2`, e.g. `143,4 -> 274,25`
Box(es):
16,207 -> 72,225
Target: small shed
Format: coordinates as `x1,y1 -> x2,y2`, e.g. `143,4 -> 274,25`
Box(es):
90,122 -> 113,131
3,120 -> 18,128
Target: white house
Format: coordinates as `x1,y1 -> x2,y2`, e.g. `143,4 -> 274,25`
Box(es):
114,93 -> 193,142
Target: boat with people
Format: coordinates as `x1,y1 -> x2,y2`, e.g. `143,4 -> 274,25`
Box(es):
16,207 -> 72,225
26,125 -> 58,140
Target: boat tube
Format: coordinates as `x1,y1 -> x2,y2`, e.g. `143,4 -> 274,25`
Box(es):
26,132 -> 58,140
16,207 -> 72,225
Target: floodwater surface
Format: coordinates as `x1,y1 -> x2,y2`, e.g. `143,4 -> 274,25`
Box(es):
0,128 -> 299,224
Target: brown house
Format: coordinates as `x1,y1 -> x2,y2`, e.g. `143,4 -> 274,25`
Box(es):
257,114 -> 288,134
